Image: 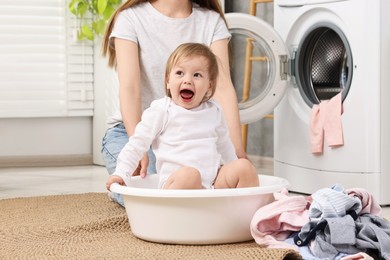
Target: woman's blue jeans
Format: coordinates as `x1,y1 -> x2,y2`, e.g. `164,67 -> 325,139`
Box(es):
101,123 -> 156,207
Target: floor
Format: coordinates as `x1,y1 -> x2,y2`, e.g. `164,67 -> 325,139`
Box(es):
0,165 -> 107,199
0,164 -> 389,220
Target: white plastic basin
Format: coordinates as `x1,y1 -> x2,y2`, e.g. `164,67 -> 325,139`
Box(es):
111,174 -> 289,245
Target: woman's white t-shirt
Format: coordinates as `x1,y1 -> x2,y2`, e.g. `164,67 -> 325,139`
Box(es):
107,2 -> 231,127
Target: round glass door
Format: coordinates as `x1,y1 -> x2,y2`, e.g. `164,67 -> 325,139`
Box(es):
225,13 -> 289,124
295,23 -> 353,107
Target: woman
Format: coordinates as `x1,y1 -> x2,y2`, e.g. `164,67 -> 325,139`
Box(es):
102,0 -> 246,206
106,43 -> 259,191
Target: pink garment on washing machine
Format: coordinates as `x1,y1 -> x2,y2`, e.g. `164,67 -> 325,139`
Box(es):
310,92 -> 344,154
250,188 -> 310,250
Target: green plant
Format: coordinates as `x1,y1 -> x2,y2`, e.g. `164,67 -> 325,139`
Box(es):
69,0 -> 121,41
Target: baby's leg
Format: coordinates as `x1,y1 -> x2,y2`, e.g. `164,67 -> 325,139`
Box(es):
162,166 -> 202,189
214,159 -> 259,189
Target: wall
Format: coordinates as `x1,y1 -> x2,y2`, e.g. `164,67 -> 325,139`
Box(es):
225,0 -> 274,158
93,40 -> 119,166
0,117 -> 92,166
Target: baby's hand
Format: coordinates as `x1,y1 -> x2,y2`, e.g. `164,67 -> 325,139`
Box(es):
106,175 -> 125,191
133,153 -> 149,178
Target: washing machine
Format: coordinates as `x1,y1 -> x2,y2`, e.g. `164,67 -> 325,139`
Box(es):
226,0 -> 390,205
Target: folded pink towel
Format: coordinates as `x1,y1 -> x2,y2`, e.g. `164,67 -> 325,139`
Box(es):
310,92 -> 344,154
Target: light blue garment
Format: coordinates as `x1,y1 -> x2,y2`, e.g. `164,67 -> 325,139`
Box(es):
285,234 -> 369,260
309,184 -> 362,221
101,123 -> 157,207
285,233 -> 325,260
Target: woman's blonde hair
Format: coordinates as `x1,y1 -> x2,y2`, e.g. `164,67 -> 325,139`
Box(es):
165,43 -> 218,102
102,0 -> 226,67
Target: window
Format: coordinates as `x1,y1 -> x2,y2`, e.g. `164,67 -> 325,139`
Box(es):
0,0 -> 93,118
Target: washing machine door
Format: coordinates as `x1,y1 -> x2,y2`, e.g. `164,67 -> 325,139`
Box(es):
225,13 -> 289,124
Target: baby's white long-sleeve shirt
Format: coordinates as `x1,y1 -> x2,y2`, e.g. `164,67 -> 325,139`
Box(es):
114,97 -> 237,188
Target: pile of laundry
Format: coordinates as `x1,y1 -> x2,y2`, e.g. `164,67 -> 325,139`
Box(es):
250,184 -> 390,260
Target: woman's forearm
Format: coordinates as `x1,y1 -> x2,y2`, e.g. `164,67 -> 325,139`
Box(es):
211,39 -> 246,159
115,38 -> 142,137
214,77 -> 246,159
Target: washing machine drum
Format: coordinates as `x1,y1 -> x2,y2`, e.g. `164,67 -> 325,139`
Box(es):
225,13 -> 353,123
295,26 -> 353,106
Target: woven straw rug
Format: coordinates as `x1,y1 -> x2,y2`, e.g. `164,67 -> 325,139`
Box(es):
0,193 -> 301,259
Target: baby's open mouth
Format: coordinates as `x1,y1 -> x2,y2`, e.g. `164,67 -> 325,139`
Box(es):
180,89 -> 194,100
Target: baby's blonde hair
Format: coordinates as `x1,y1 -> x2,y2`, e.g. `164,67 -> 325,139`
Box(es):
165,43 -> 219,102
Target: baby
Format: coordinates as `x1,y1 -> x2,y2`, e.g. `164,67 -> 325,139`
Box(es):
106,43 -> 259,190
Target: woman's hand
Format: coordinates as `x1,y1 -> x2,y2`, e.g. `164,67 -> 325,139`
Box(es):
106,175 -> 125,191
